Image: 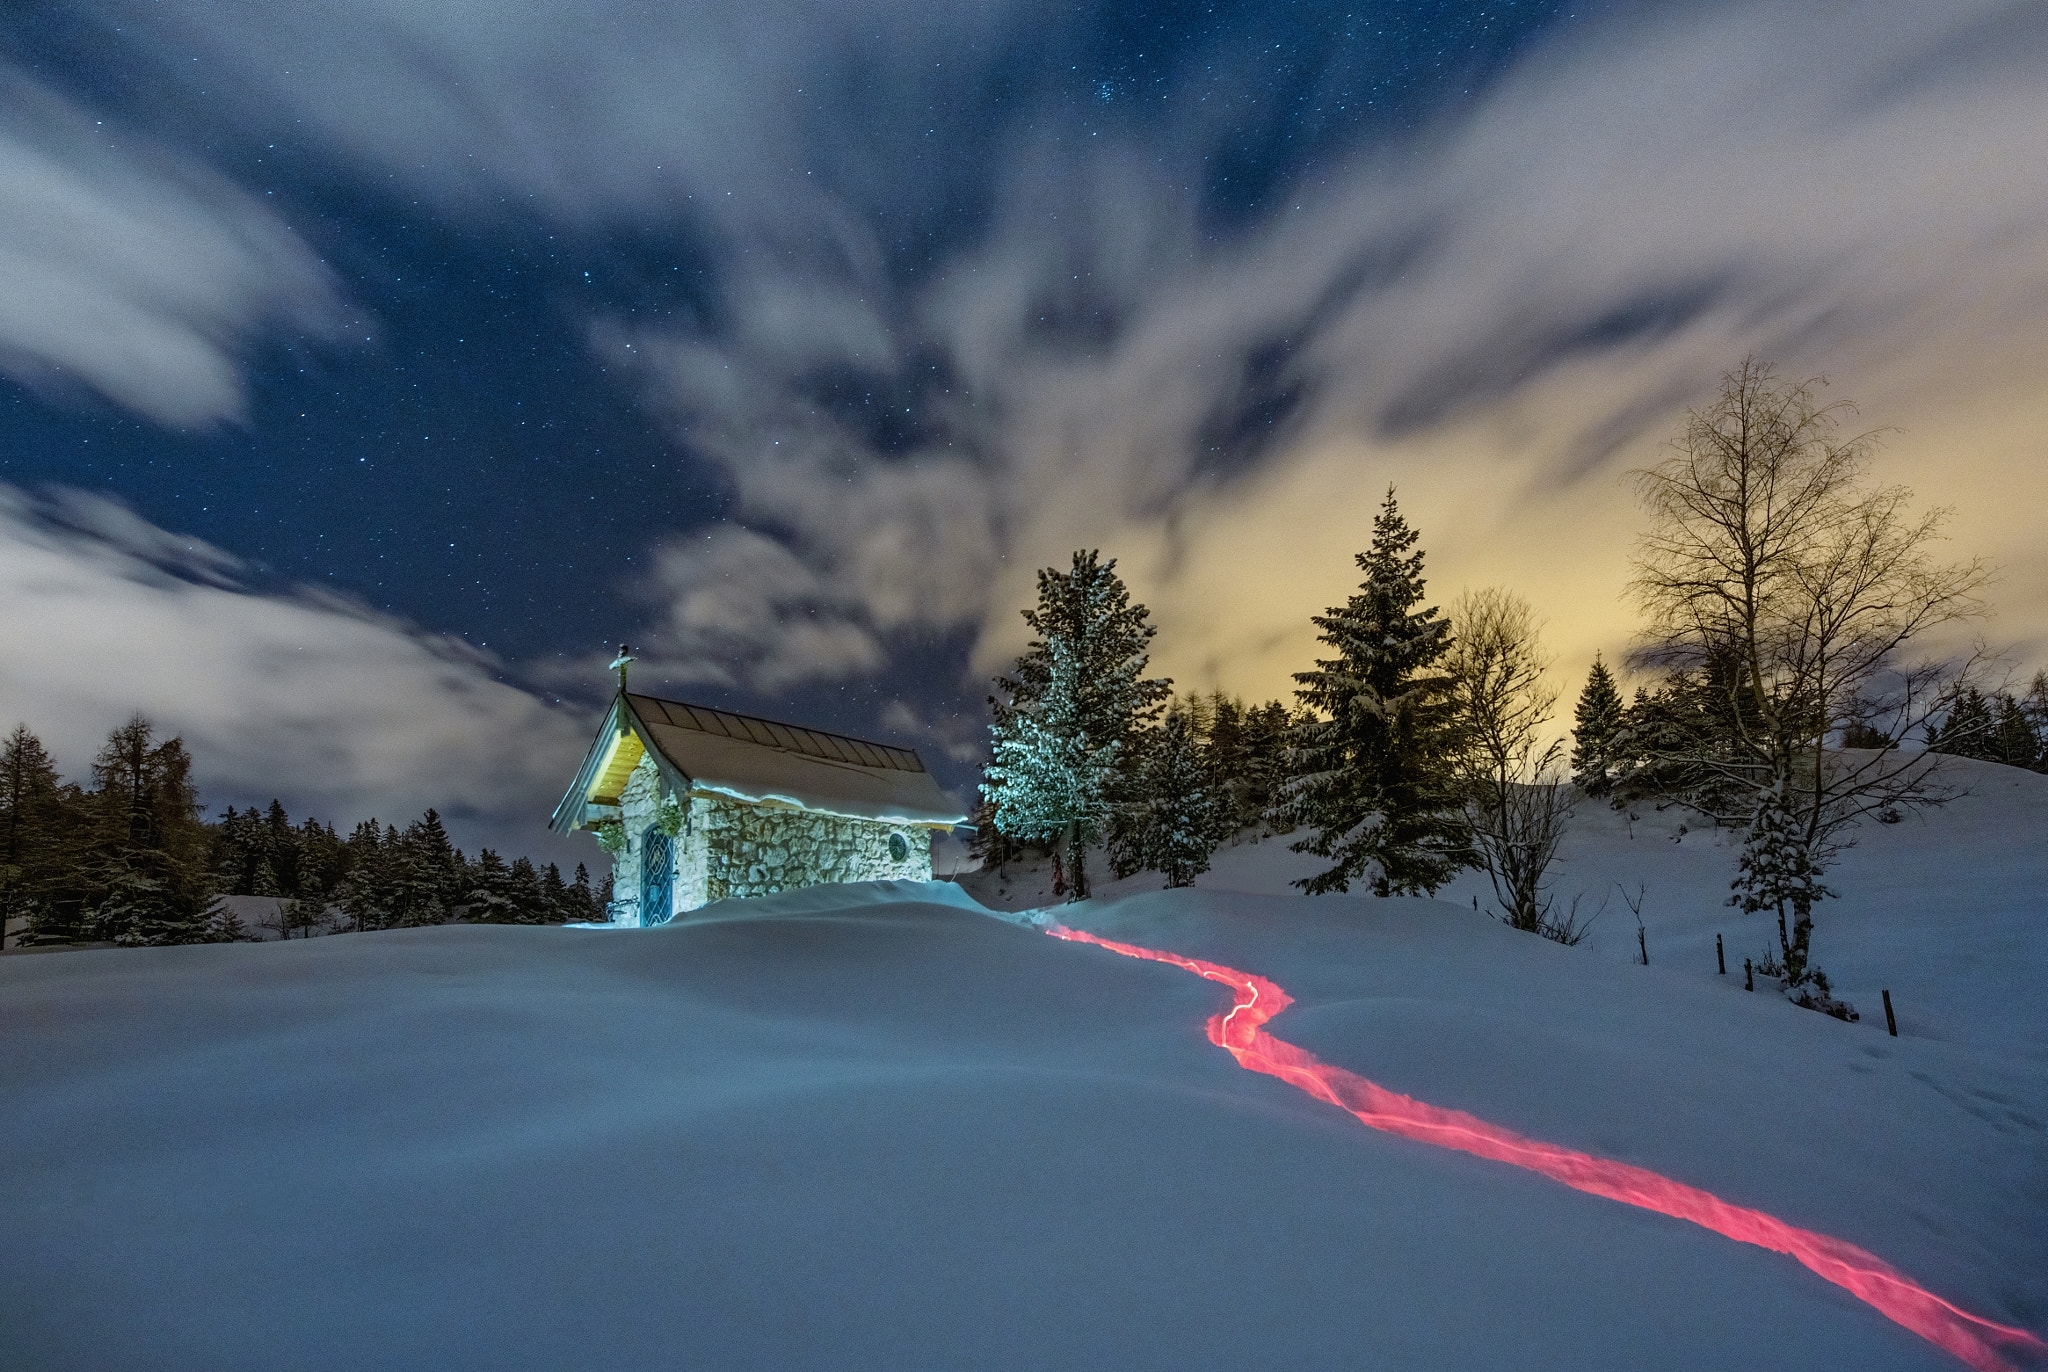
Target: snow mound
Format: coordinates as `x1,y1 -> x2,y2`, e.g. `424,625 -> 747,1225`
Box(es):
1,867 -> 2040,1370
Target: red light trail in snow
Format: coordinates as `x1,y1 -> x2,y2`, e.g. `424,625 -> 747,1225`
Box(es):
1048,924 -> 2047,1372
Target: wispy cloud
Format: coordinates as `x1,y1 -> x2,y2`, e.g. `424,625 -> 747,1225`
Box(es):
0,69 -> 354,426
21,0 -> 2048,702
619,525 -> 888,692
63,0 -> 1032,231
0,485 -> 592,849
603,0 -> 2048,693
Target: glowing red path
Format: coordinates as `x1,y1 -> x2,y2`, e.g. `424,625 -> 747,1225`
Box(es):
1049,924 -> 2047,1372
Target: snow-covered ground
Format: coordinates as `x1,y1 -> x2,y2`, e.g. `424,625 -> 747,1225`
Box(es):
2,759 -> 2043,1370
969,754 -> 2048,1058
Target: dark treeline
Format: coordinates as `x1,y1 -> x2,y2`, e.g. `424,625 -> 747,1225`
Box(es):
1921,676 -> 2048,773
1570,666 -> 2048,813
1,717 -> 607,950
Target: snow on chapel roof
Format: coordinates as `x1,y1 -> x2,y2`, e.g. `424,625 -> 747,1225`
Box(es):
552,692 -> 969,834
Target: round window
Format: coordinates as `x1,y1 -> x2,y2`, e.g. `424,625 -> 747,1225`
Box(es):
887,831 -> 910,863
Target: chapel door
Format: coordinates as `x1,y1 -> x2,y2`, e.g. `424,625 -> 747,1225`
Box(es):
640,827 -> 675,927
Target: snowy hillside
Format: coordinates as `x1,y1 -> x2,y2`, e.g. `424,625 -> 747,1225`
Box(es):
967,753 -> 2048,1057
2,765 -> 2044,1371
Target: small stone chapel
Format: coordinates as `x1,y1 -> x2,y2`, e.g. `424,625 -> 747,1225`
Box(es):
552,691 -> 969,926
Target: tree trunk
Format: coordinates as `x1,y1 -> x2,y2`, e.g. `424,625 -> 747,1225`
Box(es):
1064,820 -> 1088,902
1787,894 -> 1814,984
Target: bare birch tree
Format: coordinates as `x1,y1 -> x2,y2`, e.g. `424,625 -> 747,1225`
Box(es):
1629,358 -> 1991,993
1445,588 -> 1577,938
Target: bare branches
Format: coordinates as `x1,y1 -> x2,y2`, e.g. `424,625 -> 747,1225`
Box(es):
1446,588 -> 1574,933
1624,357 -> 1995,985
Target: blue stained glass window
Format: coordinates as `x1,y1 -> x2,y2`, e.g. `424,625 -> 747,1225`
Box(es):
641,826 -> 675,926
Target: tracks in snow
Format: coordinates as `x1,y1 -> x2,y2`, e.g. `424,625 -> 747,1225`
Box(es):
1048,923 -> 2046,1372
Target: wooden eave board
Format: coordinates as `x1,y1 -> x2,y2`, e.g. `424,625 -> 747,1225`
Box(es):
588,730 -> 645,806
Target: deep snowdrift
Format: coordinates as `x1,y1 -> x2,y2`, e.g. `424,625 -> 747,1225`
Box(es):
3,784 -> 2044,1372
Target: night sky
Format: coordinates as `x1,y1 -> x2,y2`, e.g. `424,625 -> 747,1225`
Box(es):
4,0 -> 2045,858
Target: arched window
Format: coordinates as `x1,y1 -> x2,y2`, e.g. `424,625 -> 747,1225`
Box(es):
887,831 -> 910,864
641,826 -> 675,926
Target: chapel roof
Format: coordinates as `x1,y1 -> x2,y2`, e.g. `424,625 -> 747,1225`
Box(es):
552,692 -> 969,834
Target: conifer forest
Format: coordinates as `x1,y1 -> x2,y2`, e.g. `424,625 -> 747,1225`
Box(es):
0,717 -> 606,949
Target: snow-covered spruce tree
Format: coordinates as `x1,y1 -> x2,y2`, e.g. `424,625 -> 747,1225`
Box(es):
987,638 -> 1119,899
1194,693 -> 1294,839
507,857 -> 548,923
1200,694 -> 1249,835
1284,489 -> 1472,896
1729,787 -> 1853,1018
1241,700 -> 1296,833
389,809 -> 460,926
466,848 -> 519,923
1109,708 -> 1221,888
967,790 -> 1035,873
983,551 -> 1170,901
335,820 -> 391,932
1569,655 -> 1624,796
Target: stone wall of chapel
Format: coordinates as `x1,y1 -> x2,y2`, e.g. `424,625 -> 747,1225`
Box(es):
606,754 -> 936,920
697,794 -> 931,903
612,755 -> 662,925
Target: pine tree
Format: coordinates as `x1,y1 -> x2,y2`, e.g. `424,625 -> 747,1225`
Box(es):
1570,655 -> 1624,795
1990,694 -> 2037,770
262,799 -> 301,896
987,637 -> 1119,898
1170,690 -> 1292,842
280,874 -> 330,939
540,862 -> 575,924
966,792 -> 1029,873
570,863 -> 599,921
389,810 -> 459,926
466,849 -> 518,923
1606,656 -> 1760,816
1284,489 -> 1471,896
211,805 -> 249,893
299,817 -> 345,896
507,856 -> 546,923
336,819 -> 390,931
1929,686 -> 1995,760
2023,671 -> 2048,774
1241,700 -> 1294,833
1110,709 -> 1220,887
1,724 -> 64,950
983,550 -> 1170,901
78,718 -> 216,946
206,903 -> 254,942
